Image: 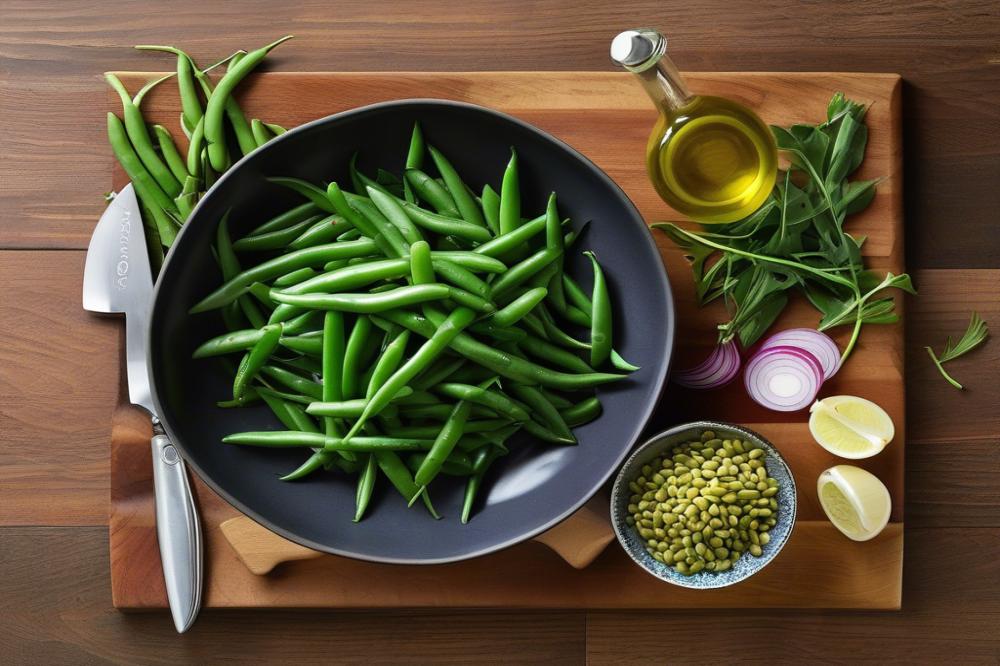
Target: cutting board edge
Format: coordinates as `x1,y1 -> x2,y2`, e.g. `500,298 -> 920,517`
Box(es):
107,70 -> 906,611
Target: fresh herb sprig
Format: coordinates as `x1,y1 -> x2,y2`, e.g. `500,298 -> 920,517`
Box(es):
655,93 -> 915,363
925,312 -> 989,389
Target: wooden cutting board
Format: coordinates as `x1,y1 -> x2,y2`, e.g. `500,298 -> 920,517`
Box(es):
109,71 -> 903,609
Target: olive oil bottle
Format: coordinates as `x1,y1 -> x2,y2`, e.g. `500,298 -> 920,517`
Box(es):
611,29 -> 778,224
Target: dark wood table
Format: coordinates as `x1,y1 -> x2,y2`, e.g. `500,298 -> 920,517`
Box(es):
2,1 -> 998,662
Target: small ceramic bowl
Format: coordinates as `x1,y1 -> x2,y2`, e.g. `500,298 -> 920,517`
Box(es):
610,421 -> 797,589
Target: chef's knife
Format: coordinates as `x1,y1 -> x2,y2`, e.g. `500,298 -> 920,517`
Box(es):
82,184 -> 203,633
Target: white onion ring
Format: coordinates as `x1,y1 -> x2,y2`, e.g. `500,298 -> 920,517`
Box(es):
759,328 -> 841,381
744,345 -> 823,412
674,340 -> 741,389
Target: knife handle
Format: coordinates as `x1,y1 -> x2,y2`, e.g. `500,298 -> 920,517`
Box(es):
151,434 -> 203,633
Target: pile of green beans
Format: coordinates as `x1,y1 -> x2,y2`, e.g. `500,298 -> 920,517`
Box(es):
625,431 -> 780,575
192,124 -> 639,522
107,37 -> 294,271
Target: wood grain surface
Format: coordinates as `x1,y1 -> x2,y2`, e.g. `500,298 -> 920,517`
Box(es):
1,0 -> 998,662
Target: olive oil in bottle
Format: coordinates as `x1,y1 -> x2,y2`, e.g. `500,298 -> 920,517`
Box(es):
611,29 -> 777,224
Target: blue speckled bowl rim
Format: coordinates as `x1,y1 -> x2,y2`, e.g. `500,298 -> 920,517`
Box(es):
610,421 -> 797,589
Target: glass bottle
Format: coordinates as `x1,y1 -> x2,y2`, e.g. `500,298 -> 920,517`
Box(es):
611,29 -> 777,224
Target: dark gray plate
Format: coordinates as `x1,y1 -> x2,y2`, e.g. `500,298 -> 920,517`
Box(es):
149,99 -> 674,564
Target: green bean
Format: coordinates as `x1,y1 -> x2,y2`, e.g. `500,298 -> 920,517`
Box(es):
249,203 -> 321,237
233,324 -> 282,399
409,240 -> 435,285
538,388 -> 573,409
374,450 -> 440,517
431,259 -> 491,299
519,312 -> 550,340
250,118 -> 273,147
278,354 -> 321,376
434,382 -> 529,422
407,451 -> 474,477
481,184 -> 501,235
260,365 -> 323,400
135,196 -> 165,271
403,122 -> 424,204
274,258 -> 411,304
491,287 -> 547,327
399,403 -> 471,420
340,316 -> 373,399
468,320 -> 527,343
268,176 -> 337,213
366,329 -> 409,397
192,239 -> 380,312
223,431 -> 432,451
446,287 -> 496,314
265,122 -> 287,136
584,251 -> 612,367
400,202 -> 492,243
489,248 -> 561,299
278,332 -> 322,356
288,215 -> 346,250
204,36 -> 293,170
368,187 -> 424,245
609,349 -> 640,372
414,397 -> 473,487
562,273 -> 593,314
536,304 -> 590,350
404,168 -> 458,216
232,217 -> 319,252
560,396 -> 603,427
508,384 -> 575,442
144,47 -> 201,130
306,388 -> 413,418
353,454 -> 378,521
321,310 -> 346,420
517,334 -> 595,374
462,445 -> 506,523
186,116 -> 206,179
273,267 -> 318,288
411,356 -> 465,391
281,310 -> 322,336
216,212 -> 267,329
383,419 -> 511,439
472,214 -> 546,258
153,125 -> 190,183
378,309 -> 625,391
193,327 -> 265,358
428,145 -> 486,228
545,193 -> 563,251
106,113 -> 179,244
174,175 -> 199,221
428,251 -> 506,274
105,73 -> 182,197
346,306 -> 476,439
271,284 -> 451,313
498,149 -> 520,235
344,192 -> 410,257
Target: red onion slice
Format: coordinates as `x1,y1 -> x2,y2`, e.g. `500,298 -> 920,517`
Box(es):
674,339 -> 741,389
759,328 -> 842,381
744,345 -> 824,412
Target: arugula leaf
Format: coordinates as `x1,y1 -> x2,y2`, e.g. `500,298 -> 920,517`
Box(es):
655,93 -> 913,363
925,312 -> 990,389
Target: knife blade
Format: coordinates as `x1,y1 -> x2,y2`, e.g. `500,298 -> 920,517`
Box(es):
83,184 -> 203,633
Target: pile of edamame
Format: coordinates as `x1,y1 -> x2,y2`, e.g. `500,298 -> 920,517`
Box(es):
625,431 -> 780,574
191,124 -> 638,522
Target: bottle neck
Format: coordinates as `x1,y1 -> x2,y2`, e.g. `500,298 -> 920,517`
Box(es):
635,54 -> 692,112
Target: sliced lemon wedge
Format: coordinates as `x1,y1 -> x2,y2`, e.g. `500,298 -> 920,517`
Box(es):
817,465 -> 892,541
808,395 -> 894,459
